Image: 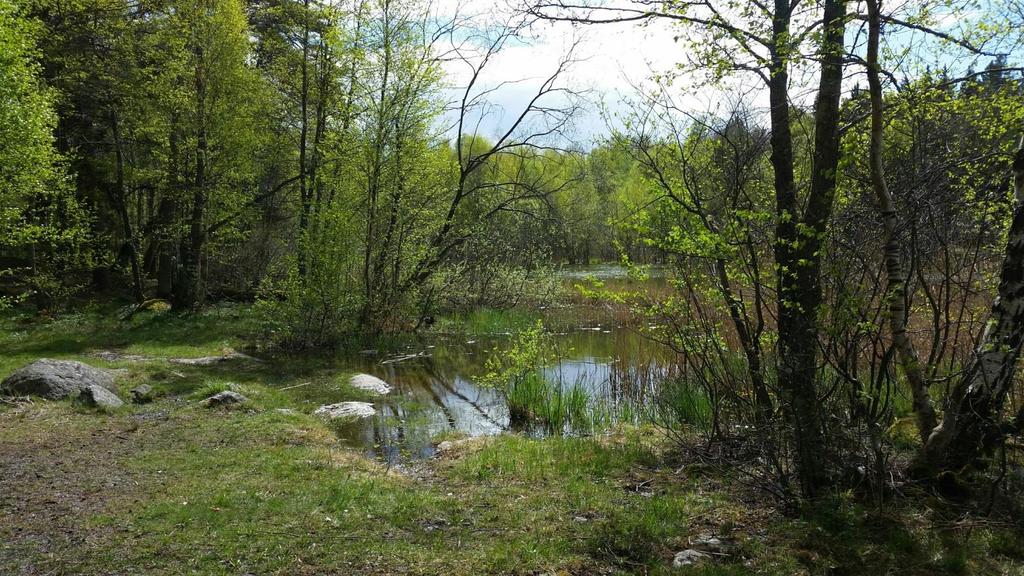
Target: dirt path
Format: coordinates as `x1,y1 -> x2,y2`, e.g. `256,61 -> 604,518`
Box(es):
0,406 -> 147,575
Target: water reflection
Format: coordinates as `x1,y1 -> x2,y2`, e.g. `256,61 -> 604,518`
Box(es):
304,326 -> 673,465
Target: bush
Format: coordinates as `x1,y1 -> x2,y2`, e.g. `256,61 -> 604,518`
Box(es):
254,212 -> 364,349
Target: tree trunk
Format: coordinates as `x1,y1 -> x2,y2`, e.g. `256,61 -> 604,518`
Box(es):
296,0 -> 311,279
713,258 -> 773,418
865,0 -> 938,443
922,142 -> 1024,472
155,197 -> 177,299
109,109 -> 145,302
770,0 -> 848,499
175,44 -> 208,311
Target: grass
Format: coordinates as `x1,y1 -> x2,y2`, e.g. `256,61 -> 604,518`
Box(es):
2,305 -> 1024,575
435,307 -> 542,336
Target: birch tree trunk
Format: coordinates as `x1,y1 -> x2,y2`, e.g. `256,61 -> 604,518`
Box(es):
865,0 -> 938,443
922,141 -> 1024,472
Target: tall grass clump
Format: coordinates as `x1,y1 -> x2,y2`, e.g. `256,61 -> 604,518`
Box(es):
480,321 -> 596,434
655,374 -> 713,432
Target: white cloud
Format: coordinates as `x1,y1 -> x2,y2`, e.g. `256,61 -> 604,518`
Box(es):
436,4 -> 692,145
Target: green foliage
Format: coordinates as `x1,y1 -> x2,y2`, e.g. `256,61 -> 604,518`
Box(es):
479,320 -> 554,425
0,2 -> 92,309
477,321 -> 634,434
254,207 -> 364,348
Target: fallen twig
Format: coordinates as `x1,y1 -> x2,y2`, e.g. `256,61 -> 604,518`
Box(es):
381,351 -> 430,365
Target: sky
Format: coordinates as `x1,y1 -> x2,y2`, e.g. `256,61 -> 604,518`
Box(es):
434,1 -> 1022,148
436,2 -> 696,147
464,19 -> 685,142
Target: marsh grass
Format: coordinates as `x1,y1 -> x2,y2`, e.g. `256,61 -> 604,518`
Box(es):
435,307 -> 541,335
656,375 -> 714,430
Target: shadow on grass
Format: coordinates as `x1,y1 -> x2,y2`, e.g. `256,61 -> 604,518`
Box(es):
780,495 -> 1017,576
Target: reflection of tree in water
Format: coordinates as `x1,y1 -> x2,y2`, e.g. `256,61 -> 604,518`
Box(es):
346,328 -> 675,462
422,359 -> 506,431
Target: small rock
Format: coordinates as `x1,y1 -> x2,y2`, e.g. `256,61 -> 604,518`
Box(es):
274,408 -> 298,416
690,533 -> 735,554
74,385 -> 124,410
672,549 -> 710,568
130,384 -> 155,404
92,350 -> 150,362
170,350 -> 259,366
435,438 -> 474,454
313,402 -> 375,420
132,409 -> 169,422
205,391 -> 248,407
1,359 -> 118,400
349,373 -> 391,395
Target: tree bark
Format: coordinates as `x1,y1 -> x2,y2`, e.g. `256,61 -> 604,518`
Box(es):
771,0 -> 848,498
109,108 -> 146,302
155,197 -> 177,299
296,0 -> 312,279
865,0 -> 938,443
175,44 -> 208,311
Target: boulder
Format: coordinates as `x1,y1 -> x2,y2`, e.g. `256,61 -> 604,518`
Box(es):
349,373 -> 391,395
1,359 -> 117,400
313,401 -> 375,421
130,384 -> 156,404
205,391 -> 248,407
672,549 -> 710,568
74,385 -> 124,410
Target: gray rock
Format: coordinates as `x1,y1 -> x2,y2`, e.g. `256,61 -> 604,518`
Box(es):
313,401 -> 375,420
92,350 -> 150,362
1,359 -> 117,400
435,438 -> 472,454
170,351 -> 259,366
274,408 -> 298,416
205,391 -> 248,407
690,533 -> 735,554
74,384 -> 124,410
130,384 -> 155,404
349,373 -> 391,395
672,549 -> 710,568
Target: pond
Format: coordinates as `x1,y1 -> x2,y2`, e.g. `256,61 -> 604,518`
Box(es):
285,265 -> 678,464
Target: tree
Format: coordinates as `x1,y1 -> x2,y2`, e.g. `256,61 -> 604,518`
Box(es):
532,0 -> 849,497
0,2 -> 91,309
858,0 -> 1024,475
159,0 -> 268,309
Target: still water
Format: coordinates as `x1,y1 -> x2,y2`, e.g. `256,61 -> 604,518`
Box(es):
285,266 -> 675,463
